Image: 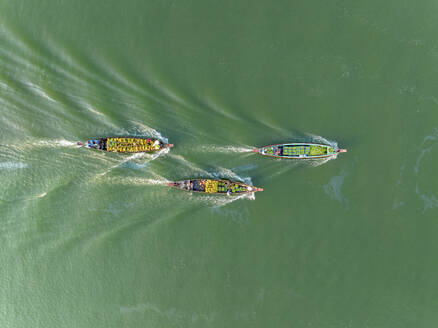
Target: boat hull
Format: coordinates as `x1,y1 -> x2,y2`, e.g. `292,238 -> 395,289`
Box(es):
79,137 -> 173,153
253,142 -> 346,159
168,179 -> 263,196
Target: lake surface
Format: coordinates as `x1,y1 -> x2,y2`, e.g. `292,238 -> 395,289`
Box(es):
1,1 -> 438,327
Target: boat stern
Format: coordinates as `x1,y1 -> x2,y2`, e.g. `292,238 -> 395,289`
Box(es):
256,145 -> 281,156
83,139 -> 102,150
168,180 -> 192,191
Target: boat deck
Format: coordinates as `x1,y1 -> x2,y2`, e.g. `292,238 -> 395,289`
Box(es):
106,137 -> 161,153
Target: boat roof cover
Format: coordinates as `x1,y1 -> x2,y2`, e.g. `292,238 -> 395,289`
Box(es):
283,145 -> 311,156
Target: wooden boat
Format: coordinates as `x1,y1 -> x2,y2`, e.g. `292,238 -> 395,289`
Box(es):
78,137 -> 173,153
168,179 -> 263,195
253,142 -> 346,159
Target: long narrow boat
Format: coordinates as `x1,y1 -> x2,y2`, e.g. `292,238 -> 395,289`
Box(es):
168,179 -> 263,196
253,142 -> 347,159
78,137 -> 173,153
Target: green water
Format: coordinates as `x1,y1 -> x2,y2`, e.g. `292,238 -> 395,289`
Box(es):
1,1 -> 438,327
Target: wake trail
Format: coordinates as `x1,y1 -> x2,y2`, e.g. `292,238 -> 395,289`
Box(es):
198,145 -> 255,153
101,176 -> 170,187
15,139 -> 79,150
167,154 -> 210,176
94,148 -> 169,179
181,191 -> 256,207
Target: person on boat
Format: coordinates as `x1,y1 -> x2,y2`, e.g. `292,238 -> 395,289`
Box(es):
153,140 -> 160,149
226,181 -> 232,196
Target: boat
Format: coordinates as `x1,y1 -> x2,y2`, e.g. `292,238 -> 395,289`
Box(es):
168,179 -> 263,195
78,137 -> 173,153
253,142 -> 347,159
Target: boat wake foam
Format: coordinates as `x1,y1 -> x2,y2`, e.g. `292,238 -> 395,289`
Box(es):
210,167 -> 253,186
25,81 -> 56,103
307,156 -> 337,167
102,176 -> 170,186
16,139 -> 78,149
199,145 -> 255,153
305,133 -> 339,148
128,121 -> 169,143
0,162 -> 28,170
182,191 -> 255,207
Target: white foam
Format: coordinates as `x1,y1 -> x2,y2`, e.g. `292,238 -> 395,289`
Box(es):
414,128 -> 438,174
0,162 -> 28,170
199,145 -> 254,153
422,128 -> 438,144
186,191 -> 256,207
25,81 -> 56,103
36,192 -> 47,198
85,104 -> 105,116
414,148 -> 431,174
55,139 -> 77,147
305,133 -> 339,148
307,156 -> 337,167
105,176 -> 170,186
0,80 -> 8,90
27,139 -> 77,148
